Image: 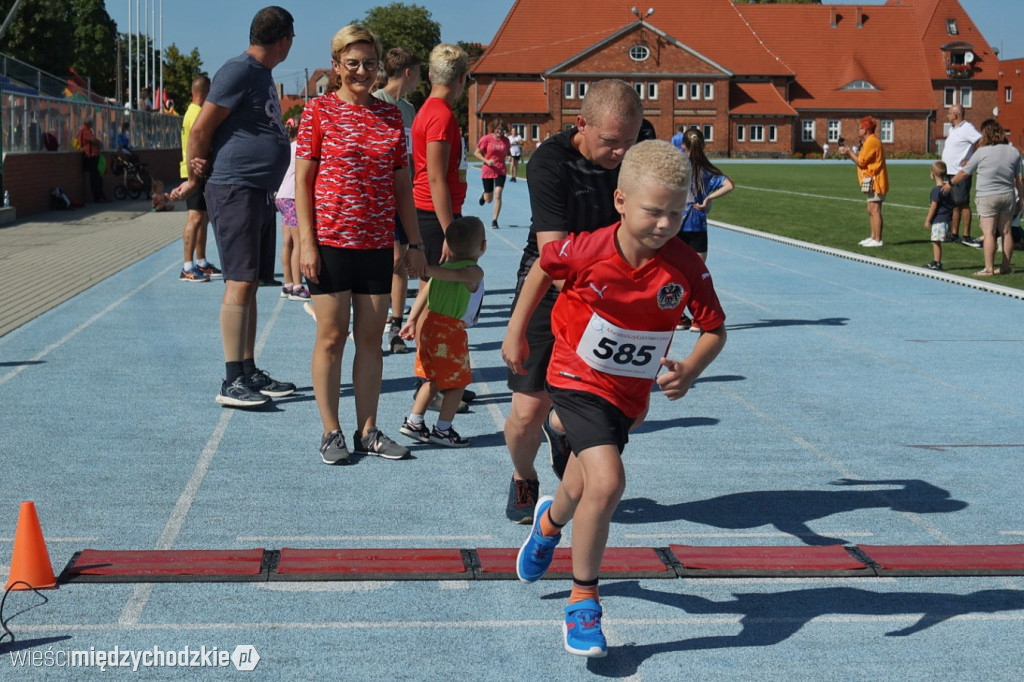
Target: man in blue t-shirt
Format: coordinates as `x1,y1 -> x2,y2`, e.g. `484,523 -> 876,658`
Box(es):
171,6 -> 296,409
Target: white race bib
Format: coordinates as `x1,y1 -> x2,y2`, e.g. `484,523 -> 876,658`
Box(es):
576,312 -> 674,379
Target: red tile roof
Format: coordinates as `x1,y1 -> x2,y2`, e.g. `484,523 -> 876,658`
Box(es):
477,80 -> 549,115
729,82 -> 798,117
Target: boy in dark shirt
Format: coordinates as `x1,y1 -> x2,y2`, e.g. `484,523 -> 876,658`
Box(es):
925,161 -> 955,271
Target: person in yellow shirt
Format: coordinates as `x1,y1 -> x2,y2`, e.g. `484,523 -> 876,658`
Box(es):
178,75 -> 221,282
840,116 -> 889,247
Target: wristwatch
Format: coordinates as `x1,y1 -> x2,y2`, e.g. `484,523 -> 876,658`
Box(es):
408,242 -> 424,251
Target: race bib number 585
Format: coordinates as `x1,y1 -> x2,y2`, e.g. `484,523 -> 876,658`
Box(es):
576,312 -> 673,379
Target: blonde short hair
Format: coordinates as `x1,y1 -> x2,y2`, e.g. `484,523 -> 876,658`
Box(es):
428,43 -> 468,86
618,140 -> 691,194
331,25 -> 381,61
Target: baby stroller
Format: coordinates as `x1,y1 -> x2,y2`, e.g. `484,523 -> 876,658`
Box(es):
110,152 -> 152,200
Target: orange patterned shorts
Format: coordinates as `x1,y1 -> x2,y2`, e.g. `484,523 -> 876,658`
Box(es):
414,310 -> 471,390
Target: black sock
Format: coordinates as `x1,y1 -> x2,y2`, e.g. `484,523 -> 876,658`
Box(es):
572,576 -> 599,587
241,358 -> 257,377
225,361 -> 244,382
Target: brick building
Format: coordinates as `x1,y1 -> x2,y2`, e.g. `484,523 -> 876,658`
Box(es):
468,0 -> 1005,157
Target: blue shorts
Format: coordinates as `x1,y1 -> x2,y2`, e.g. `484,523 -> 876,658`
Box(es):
205,183 -> 276,282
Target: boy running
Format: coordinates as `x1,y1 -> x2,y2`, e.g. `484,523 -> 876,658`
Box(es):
501,140 -> 727,657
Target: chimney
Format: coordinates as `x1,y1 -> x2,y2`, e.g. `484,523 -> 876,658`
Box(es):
830,6 -> 837,28
856,6 -> 863,29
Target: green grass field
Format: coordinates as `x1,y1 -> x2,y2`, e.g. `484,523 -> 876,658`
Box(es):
708,161 -> 1024,290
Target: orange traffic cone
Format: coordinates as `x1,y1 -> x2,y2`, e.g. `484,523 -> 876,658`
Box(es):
5,501 -> 57,591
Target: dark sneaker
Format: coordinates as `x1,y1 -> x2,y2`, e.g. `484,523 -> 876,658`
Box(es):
563,599 -> 607,657
925,260 -> 943,271
516,495 -> 560,582
429,425 -> 471,448
353,427 -> 409,460
388,327 -> 408,354
462,388 -> 477,403
319,430 -> 350,465
947,233 -> 961,243
543,409 -> 572,480
491,220 -> 500,229
216,376 -> 269,408
961,236 -> 983,249
179,266 -> 210,282
399,418 -> 431,443
288,287 -> 310,301
196,262 -> 222,278
248,369 -> 296,398
506,476 -> 540,524
280,285 -> 292,299
676,314 -> 692,331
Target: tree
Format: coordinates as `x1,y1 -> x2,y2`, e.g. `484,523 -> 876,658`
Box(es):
453,41 -> 485,134
0,0 -> 74,84
70,0 -> 118,98
161,44 -> 205,112
359,2 -> 440,108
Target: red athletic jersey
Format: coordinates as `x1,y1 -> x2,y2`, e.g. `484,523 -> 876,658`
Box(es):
541,223 -> 726,418
296,93 -> 407,250
411,96 -> 467,213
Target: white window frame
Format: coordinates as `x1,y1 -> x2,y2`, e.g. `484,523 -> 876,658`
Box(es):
564,81 -> 574,99
827,119 -> 841,143
750,125 -> 765,142
960,87 -> 972,108
647,82 -> 658,100
690,82 -> 700,100
769,125 -> 777,142
530,124 -> 540,141
634,82 -> 644,99
702,124 -> 713,142
629,45 -> 650,62
802,119 -> 815,142
736,124 -> 745,142
578,82 -> 588,98
944,87 -> 956,107
880,119 -> 894,144
703,83 -> 714,100
511,123 -> 525,138
1006,86 -> 1013,103
676,82 -> 687,100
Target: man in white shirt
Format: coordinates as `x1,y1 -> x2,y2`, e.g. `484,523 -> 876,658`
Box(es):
942,105 -> 982,246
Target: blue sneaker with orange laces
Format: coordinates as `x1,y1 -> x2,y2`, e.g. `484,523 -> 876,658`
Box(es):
516,495 -> 560,582
563,599 -> 607,657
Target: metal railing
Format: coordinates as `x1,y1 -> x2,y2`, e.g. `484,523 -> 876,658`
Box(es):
2,91 -> 180,153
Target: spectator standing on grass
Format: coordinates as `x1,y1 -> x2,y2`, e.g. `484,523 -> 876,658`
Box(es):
503,79 -> 643,524
178,75 -> 221,283
170,6 -> 297,409
839,116 -> 888,248
942,104 -> 982,247
924,161 -> 955,271
373,47 -> 422,355
945,119 -> 1024,277
296,25 -> 426,465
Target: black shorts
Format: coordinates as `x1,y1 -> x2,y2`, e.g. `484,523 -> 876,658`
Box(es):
307,246 -> 393,296
186,179 -> 207,212
946,174 -> 973,207
547,384 -> 631,455
677,231 -> 708,254
507,288 -> 556,394
416,208 -> 461,279
205,183 -> 276,282
482,175 -> 506,194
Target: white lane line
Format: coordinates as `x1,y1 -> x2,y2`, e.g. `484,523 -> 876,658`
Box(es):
0,264 -> 176,386
256,581 -> 397,592
119,296 -> 288,627
237,535 -> 493,543
740,184 -> 924,210
624,532 -> 874,539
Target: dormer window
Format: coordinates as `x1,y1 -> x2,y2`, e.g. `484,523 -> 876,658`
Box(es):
841,79 -> 879,91
946,19 -> 958,36
629,45 -> 650,62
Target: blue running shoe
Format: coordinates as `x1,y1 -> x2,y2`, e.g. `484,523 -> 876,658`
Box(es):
516,495 -> 560,582
563,599 -> 607,657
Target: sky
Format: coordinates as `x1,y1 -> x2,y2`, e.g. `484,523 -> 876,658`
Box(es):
106,0 -> 1024,96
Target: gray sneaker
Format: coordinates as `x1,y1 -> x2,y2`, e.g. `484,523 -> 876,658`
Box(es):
320,430 -> 350,465
353,427 -> 409,460
216,376 -> 269,408
248,369 -> 296,398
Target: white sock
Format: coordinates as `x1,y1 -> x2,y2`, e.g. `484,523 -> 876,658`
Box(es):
183,261 -> 193,271
435,419 -> 452,431
196,258 -> 209,267
408,413 -> 425,427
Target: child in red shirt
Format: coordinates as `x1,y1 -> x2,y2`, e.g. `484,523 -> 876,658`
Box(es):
502,139 -> 727,657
